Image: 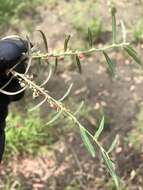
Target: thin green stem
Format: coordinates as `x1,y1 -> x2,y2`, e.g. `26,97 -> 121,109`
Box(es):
32,42 -> 129,59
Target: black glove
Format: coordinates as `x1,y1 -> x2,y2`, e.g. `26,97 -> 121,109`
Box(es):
0,38 -> 30,73
0,37 -> 32,162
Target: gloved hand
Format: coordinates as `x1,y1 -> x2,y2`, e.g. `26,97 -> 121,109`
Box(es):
0,37 -> 32,162
0,37 -> 30,73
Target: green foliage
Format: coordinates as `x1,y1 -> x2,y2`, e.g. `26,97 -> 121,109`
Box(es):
133,20 -> 143,42
94,116 -> 105,140
80,126 -> 96,157
64,184 -> 80,190
5,109 -> 55,158
124,45 -> 141,65
103,51 -> 115,76
0,0 -> 42,28
38,30 -> 49,52
0,175 -> 24,190
72,17 -> 102,43
105,179 -> 127,190
4,99 -> 94,159
101,148 -> 119,189
69,1 -> 102,44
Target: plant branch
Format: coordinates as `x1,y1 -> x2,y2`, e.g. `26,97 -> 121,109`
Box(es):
32,42 -> 129,59
11,70 -> 119,188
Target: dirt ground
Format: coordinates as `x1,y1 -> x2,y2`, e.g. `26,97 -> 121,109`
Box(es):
1,1 -> 143,190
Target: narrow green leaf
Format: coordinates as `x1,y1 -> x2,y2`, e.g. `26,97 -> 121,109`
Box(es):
58,83 -> 73,101
125,45 -> 137,54
38,30 -> 48,52
88,28 -> 93,47
46,110 -> 62,126
120,20 -> 127,43
125,45 -> 138,53
64,34 -> 71,52
94,116 -> 104,140
124,45 -> 141,65
103,51 -> 115,76
75,55 -> 82,73
107,135 -> 119,154
54,57 -> 58,74
111,7 -> 117,44
74,101 -> 84,116
101,149 -> 119,189
80,126 -> 96,157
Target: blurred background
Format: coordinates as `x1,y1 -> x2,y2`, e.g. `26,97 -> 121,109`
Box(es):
1,0 -> 143,189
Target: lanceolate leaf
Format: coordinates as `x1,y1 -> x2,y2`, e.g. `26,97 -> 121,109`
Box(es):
103,51 -> 115,75
74,101 -> 84,116
75,55 -> 82,73
94,116 -> 104,140
120,20 -> 127,43
124,45 -> 141,65
111,6 -> 117,44
80,126 -> 96,157
88,28 -> 93,47
107,135 -> 119,154
58,83 -> 73,101
101,149 -> 119,189
38,30 -> 49,52
46,110 -> 63,126
64,34 -> 71,52
126,45 -> 138,54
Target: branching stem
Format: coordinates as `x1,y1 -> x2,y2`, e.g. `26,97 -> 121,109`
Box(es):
32,42 -> 129,59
